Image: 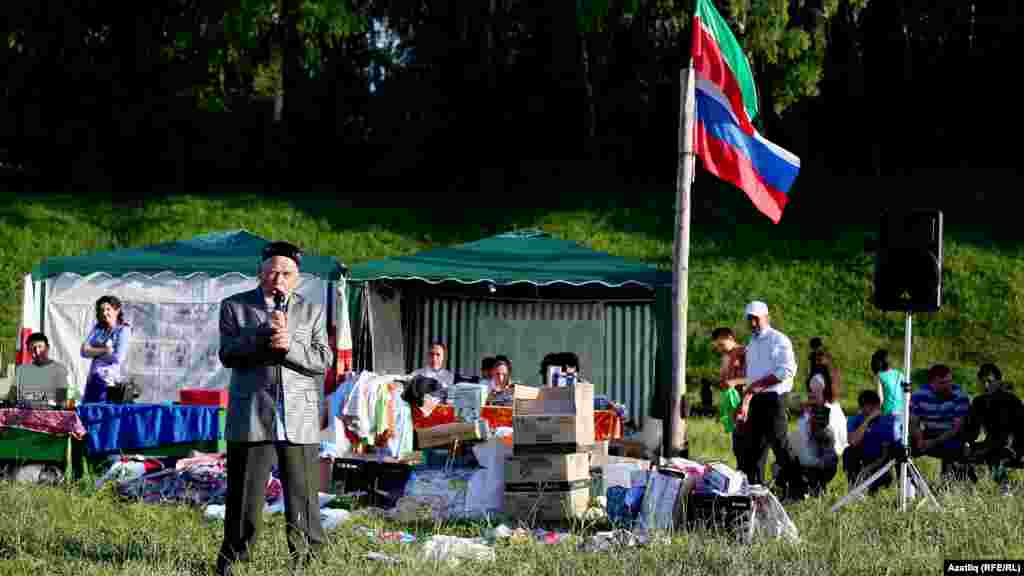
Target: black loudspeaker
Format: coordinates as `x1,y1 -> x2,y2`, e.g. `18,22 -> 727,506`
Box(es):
873,210 -> 943,312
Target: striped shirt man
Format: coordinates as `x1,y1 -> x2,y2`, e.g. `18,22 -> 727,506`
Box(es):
910,367 -> 970,452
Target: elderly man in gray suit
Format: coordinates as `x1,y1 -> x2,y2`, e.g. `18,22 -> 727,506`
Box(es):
216,241 -> 332,575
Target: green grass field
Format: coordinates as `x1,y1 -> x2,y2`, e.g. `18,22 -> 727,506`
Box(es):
2,418 -> 1023,576
1,191 -> 1022,574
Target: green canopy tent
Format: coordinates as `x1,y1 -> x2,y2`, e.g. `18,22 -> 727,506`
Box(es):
32,230 -> 343,281
347,229 -> 672,426
18,230 -> 348,404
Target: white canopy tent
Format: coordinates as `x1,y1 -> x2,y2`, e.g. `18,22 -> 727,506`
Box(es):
16,231 -> 351,404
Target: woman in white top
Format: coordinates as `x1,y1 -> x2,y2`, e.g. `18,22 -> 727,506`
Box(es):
789,349 -> 847,497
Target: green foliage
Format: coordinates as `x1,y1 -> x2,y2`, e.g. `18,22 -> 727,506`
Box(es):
253,54 -> 282,97
224,0 -> 276,51
712,0 -> 848,114
577,0 -> 644,33
173,30 -> 192,52
576,0 -> 862,113
774,48 -> 822,112
300,0 -> 367,41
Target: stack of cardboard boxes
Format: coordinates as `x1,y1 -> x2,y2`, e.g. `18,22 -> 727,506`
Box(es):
504,383 -> 598,522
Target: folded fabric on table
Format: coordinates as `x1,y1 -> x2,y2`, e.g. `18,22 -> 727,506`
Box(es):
0,408 -> 87,438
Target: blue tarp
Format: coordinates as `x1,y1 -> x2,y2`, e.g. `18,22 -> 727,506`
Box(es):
77,403 -> 221,456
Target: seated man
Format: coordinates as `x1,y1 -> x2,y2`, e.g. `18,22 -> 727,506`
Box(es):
844,390 -> 901,494
9,333 -> 71,405
962,363 -> 1024,492
910,363 -> 974,481
411,341 -> 454,390
539,352 -> 587,387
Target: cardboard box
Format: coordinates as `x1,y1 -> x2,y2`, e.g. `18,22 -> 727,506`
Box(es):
512,383 -> 594,450
504,481 -> 592,522
505,453 -> 591,485
512,383 -> 594,416
416,420 -> 489,448
451,383 -> 489,422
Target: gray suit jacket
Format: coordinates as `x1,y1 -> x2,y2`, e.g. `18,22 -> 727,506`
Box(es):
220,288 -> 332,444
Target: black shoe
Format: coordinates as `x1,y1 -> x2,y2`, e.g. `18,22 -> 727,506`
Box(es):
214,559 -> 233,576
288,549 -> 319,573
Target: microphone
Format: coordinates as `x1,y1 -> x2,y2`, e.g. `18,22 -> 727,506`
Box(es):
273,291 -> 285,312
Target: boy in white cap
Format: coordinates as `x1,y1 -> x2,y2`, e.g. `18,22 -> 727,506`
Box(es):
739,300 -> 802,496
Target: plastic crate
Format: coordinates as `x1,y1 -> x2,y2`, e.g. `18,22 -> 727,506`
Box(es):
685,493 -> 753,537
331,457 -> 412,508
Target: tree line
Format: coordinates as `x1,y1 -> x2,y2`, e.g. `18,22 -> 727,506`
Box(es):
1,1 -> 1018,218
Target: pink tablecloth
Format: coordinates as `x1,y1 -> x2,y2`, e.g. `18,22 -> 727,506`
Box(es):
0,408 -> 87,439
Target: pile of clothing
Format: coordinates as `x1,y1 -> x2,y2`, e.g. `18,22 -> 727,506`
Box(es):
108,453 -> 231,505
331,371 -> 415,458
103,452 -> 292,507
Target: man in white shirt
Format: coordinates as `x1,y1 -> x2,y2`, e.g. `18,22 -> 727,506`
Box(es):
411,341 -> 454,389
738,301 -> 801,494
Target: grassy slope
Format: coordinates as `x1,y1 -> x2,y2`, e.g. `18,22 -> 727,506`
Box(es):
1,192 -> 1023,574
2,192 -> 1022,403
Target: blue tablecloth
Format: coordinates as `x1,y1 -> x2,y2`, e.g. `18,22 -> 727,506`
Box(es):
77,403 -> 221,456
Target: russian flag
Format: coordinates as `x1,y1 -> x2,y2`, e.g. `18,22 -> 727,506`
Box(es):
691,0 -> 800,223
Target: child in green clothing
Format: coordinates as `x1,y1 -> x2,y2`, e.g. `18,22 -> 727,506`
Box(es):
711,327 -> 748,469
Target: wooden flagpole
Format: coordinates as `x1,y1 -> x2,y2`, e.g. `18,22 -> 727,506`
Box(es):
663,64 -> 697,462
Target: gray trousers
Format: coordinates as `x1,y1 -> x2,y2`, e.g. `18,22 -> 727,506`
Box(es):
217,441 -> 324,570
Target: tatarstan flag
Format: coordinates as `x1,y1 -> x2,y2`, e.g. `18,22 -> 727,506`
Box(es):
692,0 -> 801,223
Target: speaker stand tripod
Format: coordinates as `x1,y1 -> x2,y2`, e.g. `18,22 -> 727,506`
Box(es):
832,311 -> 941,513
831,444 -> 941,512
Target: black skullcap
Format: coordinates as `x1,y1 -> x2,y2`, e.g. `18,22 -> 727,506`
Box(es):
261,241 -> 303,267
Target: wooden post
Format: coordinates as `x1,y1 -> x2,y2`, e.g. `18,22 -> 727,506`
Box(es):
664,65 -> 696,461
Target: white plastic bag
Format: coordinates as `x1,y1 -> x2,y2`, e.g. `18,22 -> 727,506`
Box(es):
421,535 -> 495,565
465,436 -> 512,515
748,485 -> 800,544
320,508 -> 352,530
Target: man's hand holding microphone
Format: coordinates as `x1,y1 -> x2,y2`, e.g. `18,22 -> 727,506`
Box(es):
270,291 -> 290,352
